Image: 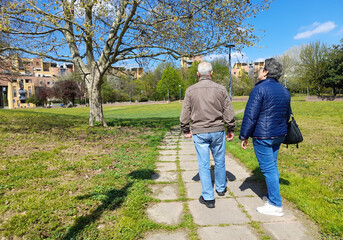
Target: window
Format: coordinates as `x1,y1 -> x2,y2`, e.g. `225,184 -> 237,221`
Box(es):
47,81 -> 50,85
28,87 -> 32,97
40,81 -> 43,84
13,88 -> 17,97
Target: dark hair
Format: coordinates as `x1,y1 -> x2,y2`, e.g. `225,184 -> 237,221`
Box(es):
264,58 -> 282,80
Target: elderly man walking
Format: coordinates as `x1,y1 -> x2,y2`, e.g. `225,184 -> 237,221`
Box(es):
180,61 -> 236,208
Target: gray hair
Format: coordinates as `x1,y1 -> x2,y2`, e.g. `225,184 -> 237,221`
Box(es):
264,58 -> 282,80
198,61 -> 213,76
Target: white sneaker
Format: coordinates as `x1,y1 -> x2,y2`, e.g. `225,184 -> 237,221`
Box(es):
256,202 -> 284,216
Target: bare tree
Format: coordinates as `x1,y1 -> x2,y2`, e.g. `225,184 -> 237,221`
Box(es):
0,0 -> 271,126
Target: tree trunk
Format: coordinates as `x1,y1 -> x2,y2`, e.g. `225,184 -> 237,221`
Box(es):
86,74 -> 107,127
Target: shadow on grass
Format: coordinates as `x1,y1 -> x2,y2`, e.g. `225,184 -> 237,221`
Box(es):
62,169 -> 155,240
239,167 -> 290,199
106,117 -> 179,128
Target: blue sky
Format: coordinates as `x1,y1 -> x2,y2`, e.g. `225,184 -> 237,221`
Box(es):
204,0 -> 343,64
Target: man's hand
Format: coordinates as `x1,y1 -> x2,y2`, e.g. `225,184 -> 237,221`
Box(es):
226,132 -> 234,141
184,132 -> 193,138
241,139 -> 248,150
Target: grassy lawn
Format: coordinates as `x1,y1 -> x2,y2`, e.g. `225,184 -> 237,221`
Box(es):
227,101 -> 343,239
0,100 -> 342,239
0,103 -> 183,239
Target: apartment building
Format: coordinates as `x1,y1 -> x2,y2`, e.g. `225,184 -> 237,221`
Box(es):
0,56 -> 74,109
231,61 -> 265,77
181,55 -> 203,68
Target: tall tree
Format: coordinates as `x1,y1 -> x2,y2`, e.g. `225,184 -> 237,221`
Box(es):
1,0 -> 271,126
323,39 -> 343,96
299,41 -> 328,96
157,66 -> 183,100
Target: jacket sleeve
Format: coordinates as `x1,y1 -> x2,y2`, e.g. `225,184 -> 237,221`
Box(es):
222,89 -> 236,133
239,87 -> 263,140
180,90 -> 191,133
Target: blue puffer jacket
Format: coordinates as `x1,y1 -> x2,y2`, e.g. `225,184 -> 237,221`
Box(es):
239,78 -> 291,140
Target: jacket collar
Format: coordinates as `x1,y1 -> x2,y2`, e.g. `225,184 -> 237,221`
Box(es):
199,75 -> 212,81
255,77 -> 278,86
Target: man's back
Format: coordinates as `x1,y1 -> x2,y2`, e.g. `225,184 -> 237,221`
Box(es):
180,75 -> 235,135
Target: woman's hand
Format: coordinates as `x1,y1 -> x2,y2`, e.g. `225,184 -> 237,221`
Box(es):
241,139 -> 248,150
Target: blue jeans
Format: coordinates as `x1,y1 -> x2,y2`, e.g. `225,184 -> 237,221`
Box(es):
192,131 -> 226,200
253,136 -> 285,207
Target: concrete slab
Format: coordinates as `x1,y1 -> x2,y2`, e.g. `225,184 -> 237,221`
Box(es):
158,145 -> 178,150
228,179 -> 267,198
189,198 -> 250,225
179,154 -> 198,161
235,197 -> 297,222
158,155 -> 177,162
159,150 -> 178,155
145,231 -> 188,240
162,137 -> 178,141
156,162 -> 177,171
150,184 -> 179,200
184,182 -> 202,199
184,181 -> 230,200
151,171 -> 178,183
198,226 -> 258,240
179,149 -> 196,155
147,202 -> 183,225
179,161 -> 198,171
181,170 -> 200,183
179,142 -> 194,147
226,163 -> 252,180
262,221 -> 313,240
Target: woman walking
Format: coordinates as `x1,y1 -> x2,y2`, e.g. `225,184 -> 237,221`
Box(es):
239,58 -> 291,216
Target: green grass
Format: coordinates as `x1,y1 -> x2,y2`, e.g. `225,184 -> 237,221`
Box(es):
227,101 -> 343,239
0,105 -> 180,239
1,100 -> 342,239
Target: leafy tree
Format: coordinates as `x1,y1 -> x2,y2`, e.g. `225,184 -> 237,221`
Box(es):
52,80 -> 80,106
157,66 -> 184,101
1,0 -> 271,126
276,46 -> 307,93
211,58 -> 230,87
231,69 -> 254,96
186,61 -> 201,87
323,39 -> 343,96
299,41 -> 328,96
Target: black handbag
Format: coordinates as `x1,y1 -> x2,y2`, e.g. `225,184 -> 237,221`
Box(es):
283,115 -> 303,148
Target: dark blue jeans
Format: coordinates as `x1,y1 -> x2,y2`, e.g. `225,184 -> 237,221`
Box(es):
253,136 -> 285,207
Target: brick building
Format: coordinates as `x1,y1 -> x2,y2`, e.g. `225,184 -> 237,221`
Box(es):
0,56 -> 74,109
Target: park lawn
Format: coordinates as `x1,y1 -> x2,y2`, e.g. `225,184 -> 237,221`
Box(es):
1,100 -> 342,239
0,105 -> 182,239
227,101 -> 343,239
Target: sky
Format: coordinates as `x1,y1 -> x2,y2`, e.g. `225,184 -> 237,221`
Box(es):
204,0 -> 343,65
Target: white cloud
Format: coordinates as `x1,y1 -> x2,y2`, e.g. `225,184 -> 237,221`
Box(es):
337,27 -> 343,35
294,21 -> 337,39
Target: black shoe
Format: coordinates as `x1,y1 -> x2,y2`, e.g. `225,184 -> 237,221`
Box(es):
199,196 -> 215,208
216,188 -> 227,196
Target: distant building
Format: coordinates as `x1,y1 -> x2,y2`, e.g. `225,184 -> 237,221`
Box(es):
0,55 -> 74,109
231,61 -> 265,77
181,55 -> 203,68
107,66 -> 144,79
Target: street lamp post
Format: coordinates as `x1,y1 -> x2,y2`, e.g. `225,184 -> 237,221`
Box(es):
167,87 -> 170,102
179,85 -> 181,102
227,44 -> 235,100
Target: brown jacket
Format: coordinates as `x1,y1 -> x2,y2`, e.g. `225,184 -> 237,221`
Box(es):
180,76 -> 236,135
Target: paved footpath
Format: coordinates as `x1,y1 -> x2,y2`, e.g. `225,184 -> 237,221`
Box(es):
144,126 -> 319,240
